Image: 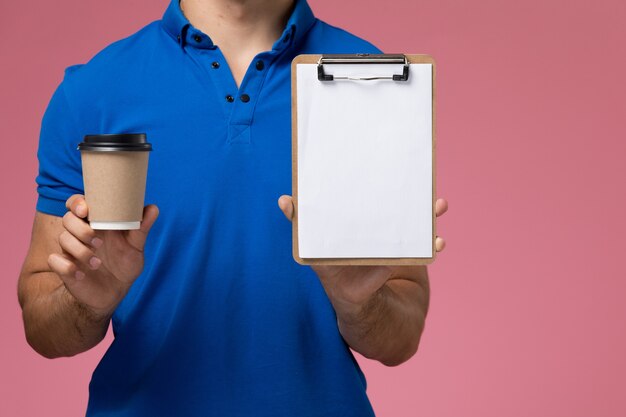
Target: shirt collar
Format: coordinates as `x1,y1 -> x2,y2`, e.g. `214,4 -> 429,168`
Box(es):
161,0 -> 316,51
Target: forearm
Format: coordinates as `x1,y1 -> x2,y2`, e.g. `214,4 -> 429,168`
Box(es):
336,269 -> 429,366
21,272 -> 110,358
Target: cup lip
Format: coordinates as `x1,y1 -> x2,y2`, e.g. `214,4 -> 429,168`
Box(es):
77,133 -> 152,152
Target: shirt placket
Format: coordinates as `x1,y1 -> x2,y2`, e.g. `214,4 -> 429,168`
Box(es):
184,26 -> 293,145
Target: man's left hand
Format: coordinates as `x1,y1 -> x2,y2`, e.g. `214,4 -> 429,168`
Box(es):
278,195 -> 448,366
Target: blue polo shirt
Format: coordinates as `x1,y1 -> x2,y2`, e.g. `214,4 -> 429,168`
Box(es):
35,0 -> 382,415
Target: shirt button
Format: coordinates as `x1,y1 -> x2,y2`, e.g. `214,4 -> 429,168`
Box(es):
225,95 -> 234,103
255,60 -> 265,71
211,61 -> 220,69
240,94 -> 250,103
193,34 -> 202,43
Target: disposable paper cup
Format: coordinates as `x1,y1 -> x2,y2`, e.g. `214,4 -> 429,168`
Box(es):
77,133 -> 152,230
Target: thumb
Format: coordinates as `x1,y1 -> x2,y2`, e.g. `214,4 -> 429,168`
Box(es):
277,195 -> 294,222
126,204 -> 159,251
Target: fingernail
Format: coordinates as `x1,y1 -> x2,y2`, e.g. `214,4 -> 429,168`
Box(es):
89,257 -> 101,270
76,204 -> 86,216
91,237 -> 103,248
75,270 -> 85,280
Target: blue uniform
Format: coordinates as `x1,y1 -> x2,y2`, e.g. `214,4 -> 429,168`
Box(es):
35,0 -> 381,415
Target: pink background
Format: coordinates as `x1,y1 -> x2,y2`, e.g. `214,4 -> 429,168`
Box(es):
2,0 -> 625,415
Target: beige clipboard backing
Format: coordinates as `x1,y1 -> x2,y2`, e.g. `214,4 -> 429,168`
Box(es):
291,54 -> 436,266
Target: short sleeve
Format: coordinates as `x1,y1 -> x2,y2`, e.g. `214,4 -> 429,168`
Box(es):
35,72 -> 85,217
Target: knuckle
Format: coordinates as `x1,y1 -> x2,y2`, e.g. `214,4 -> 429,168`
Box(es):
59,262 -> 75,277
48,254 -> 74,277
66,194 -> 81,209
84,230 -> 97,244
59,229 -> 71,242
59,230 -> 93,260
57,262 -> 74,275
71,196 -> 85,210
78,245 -> 94,261
63,212 -> 95,243
62,211 -> 73,228
46,254 -> 55,269
83,224 -> 96,239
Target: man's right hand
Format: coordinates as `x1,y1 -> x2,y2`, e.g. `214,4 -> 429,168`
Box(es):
47,194 -> 159,322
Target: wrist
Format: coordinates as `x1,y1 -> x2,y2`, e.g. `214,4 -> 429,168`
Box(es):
58,285 -> 114,326
336,285 -> 388,332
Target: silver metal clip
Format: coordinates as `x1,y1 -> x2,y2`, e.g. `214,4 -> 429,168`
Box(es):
317,54 -> 409,82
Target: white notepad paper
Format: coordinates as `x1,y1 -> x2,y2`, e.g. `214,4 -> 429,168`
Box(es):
296,63 -> 433,259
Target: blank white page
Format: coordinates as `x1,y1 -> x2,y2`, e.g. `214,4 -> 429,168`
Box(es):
296,63 -> 433,258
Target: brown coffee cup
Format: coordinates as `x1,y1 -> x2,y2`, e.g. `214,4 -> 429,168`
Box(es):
77,133 -> 153,230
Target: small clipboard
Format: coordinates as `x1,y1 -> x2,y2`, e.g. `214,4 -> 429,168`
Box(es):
291,54 -> 436,266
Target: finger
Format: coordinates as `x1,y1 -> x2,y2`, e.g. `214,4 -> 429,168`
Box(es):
126,204 -> 160,252
435,236 -> 446,252
62,211 -> 102,249
278,195 -> 294,221
65,194 -> 83,210
435,198 -> 448,217
65,194 -> 88,219
48,252 -> 85,282
59,230 -> 101,270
